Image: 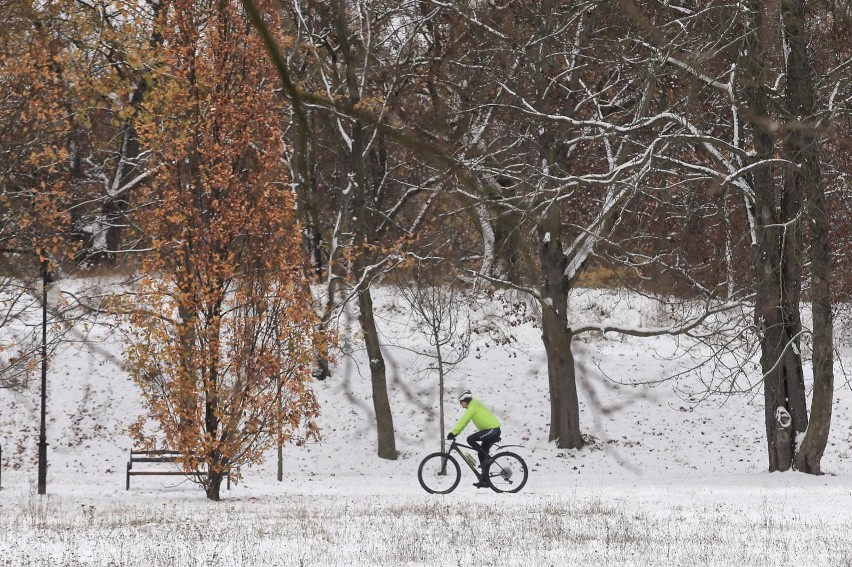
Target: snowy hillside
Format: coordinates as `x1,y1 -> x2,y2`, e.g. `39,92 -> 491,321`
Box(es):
3,280 -> 852,566
3,279 -> 852,493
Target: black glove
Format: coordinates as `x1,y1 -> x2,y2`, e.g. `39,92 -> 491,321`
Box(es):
446,432 -> 456,440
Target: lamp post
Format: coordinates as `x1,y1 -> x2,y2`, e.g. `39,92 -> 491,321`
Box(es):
0,248 -> 52,493
37,260 -> 52,495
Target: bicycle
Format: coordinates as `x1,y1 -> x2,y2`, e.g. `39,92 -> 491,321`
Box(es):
417,438 -> 528,494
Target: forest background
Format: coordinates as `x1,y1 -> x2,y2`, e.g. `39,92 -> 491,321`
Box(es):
1,0 -> 852,505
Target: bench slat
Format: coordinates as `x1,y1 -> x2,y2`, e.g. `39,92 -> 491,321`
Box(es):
130,452 -> 182,457
128,471 -> 205,476
126,448 -> 230,491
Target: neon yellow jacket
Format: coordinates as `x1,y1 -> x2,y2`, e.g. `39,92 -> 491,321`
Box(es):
451,398 -> 500,436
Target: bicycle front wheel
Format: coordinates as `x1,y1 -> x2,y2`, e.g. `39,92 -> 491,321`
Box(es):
418,452 -> 461,494
485,451 -> 528,493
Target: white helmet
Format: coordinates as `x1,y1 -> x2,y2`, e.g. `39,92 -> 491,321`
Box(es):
457,390 -> 473,403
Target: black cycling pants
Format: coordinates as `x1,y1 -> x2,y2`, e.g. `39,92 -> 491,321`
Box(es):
467,428 -> 501,463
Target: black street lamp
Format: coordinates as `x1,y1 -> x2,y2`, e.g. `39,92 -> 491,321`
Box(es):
0,248 -> 52,493
37,260 -> 52,495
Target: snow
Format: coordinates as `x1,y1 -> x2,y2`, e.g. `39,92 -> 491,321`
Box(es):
2,280 -> 852,565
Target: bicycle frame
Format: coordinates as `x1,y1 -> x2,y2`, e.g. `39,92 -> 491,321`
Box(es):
446,439 -> 481,476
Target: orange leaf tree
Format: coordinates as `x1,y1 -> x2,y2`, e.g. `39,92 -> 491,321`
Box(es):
0,2 -> 89,390
126,0 -> 324,501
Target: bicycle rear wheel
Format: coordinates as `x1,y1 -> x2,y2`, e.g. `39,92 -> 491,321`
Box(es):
418,452 -> 461,494
484,451 -> 528,493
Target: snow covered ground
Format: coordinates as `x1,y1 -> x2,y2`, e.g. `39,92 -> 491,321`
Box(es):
2,281 -> 852,566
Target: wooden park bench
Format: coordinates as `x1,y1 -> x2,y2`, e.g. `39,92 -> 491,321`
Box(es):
126,449 -> 230,490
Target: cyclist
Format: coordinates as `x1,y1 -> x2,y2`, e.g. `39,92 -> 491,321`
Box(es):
446,389 -> 501,488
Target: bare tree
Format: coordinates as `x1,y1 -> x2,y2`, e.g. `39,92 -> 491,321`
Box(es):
399,263 -> 471,451
621,0 -> 850,472
430,0 -> 726,449
278,0 -> 458,460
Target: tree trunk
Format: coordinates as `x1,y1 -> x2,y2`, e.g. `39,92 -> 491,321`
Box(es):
276,375 -> 284,481
437,340 -> 447,453
780,154 -> 807,438
782,0 -> 832,474
541,308 -> 582,448
741,0 -> 807,472
760,319 -> 794,472
741,0 -> 814,472
351,125 -> 397,460
795,169 -> 832,472
539,211 -> 583,449
205,472 -> 224,502
99,121 -> 141,265
358,287 -> 398,460
329,0 -> 396,458
796,185 -> 832,473
92,44 -> 153,266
